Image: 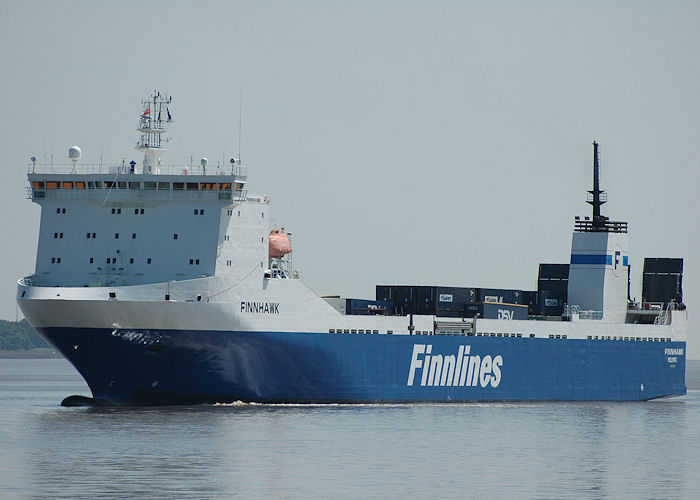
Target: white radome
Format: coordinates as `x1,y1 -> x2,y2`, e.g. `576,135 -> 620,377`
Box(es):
68,146 -> 82,161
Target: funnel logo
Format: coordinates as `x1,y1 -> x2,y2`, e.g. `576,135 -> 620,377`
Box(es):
407,344 -> 503,388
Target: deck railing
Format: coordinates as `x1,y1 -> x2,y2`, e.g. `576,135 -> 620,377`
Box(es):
27,162 -> 247,177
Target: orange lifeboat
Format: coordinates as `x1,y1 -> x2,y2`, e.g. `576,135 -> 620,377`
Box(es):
269,228 -> 292,258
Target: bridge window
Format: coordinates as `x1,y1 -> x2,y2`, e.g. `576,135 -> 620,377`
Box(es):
47,181 -> 59,189
173,182 -> 185,191
75,181 -> 85,189
158,182 -> 170,191
186,183 -> 198,190
143,182 -> 156,190
129,182 -> 140,190
62,181 -> 73,189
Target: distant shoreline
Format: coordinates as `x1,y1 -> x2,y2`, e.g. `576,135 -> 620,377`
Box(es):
0,349 -> 63,359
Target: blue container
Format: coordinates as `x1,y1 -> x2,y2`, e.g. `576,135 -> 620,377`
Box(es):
476,288 -> 522,304
465,302 -> 528,320
346,298 -> 394,316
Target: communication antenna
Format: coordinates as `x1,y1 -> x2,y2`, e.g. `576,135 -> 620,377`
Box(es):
238,81 -> 243,162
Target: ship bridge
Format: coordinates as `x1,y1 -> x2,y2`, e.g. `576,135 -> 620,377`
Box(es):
27,162 -> 247,203
23,91 -> 269,289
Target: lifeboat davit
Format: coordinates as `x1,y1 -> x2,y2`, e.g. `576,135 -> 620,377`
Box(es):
269,228 -> 292,258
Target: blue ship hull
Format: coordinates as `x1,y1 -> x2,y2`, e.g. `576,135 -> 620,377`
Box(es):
37,327 -> 686,405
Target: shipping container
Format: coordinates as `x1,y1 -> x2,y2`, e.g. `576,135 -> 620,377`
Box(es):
475,288 -> 522,304
642,274 -> 683,304
521,290 -> 539,315
643,257 -> 683,275
538,263 -> 569,280
437,286 -> 476,307
375,285 -> 393,302
537,278 -> 568,296
538,290 -> 564,316
346,298 -> 395,316
413,286 -> 436,314
434,286 -> 476,316
392,286 -> 416,315
376,285 -> 477,316
464,302 -> 528,320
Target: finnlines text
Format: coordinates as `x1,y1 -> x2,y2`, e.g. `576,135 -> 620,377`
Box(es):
407,344 -> 503,388
240,301 -> 280,314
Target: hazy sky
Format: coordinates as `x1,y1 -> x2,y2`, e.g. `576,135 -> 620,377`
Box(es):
1,1 -> 698,354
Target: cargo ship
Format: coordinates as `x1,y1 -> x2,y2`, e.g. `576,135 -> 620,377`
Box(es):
17,92 -> 686,405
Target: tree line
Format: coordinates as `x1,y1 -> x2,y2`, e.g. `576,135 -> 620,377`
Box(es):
0,319 -> 50,350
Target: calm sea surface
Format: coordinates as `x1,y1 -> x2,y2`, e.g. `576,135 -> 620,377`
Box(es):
1,358 -> 700,499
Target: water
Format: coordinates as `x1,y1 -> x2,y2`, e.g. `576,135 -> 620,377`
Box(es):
2,359 -> 700,499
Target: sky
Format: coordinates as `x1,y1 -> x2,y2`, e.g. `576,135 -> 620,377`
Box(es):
1,1 -> 698,354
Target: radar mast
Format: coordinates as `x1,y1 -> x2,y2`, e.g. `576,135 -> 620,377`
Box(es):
574,141 -> 627,234
586,141 -> 608,230
135,91 -> 172,173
